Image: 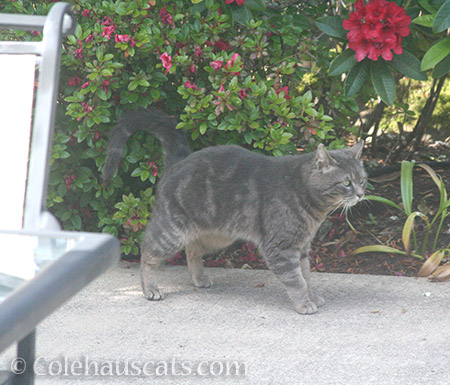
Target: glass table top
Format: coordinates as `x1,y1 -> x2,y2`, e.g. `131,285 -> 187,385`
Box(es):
0,233 -> 81,302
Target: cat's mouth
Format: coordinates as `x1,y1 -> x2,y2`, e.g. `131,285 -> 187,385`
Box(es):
347,195 -> 364,207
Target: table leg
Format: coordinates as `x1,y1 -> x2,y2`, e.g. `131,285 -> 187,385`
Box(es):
14,330 -> 35,385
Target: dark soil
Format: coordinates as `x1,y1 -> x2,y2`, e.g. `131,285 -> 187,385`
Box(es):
166,137 -> 450,277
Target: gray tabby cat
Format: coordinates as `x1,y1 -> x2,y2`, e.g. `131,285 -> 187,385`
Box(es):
103,108 -> 367,314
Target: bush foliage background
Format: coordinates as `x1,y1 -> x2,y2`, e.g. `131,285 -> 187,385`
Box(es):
2,0 -> 447,256
0,0 -> 354,255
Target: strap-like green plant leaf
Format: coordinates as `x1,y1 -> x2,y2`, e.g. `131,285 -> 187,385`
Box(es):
364,195 -> 404,213
352,245 -> 408,256
351,245 -> 424,260
370,61 -> 396,105
400,161 -> 415,216
402,212 -> 427,256
433,0 -> 450,33
421,36 -> 450,71
344,61 -> 369,97
391,50 -> 428,81
329,49 -> 357,76
315,16 -> 347,39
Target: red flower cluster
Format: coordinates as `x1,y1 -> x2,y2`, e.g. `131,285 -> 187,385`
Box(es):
342,0 -> 411,62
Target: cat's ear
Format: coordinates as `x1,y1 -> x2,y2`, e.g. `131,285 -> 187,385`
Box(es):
315,144 -> 337,171
349,140 -> 364,159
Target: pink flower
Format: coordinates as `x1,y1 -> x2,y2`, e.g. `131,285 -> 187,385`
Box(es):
115,34 -> 136,47
275,86 -> 290,100
219,84 -> 225,93
68,76 -> 81,87
102,16 -> 113,26
211,60 -> 224,71
85,34 -> 93,43
65,175 -> 76,190
225,53 -> 242,75
81,81 -> 90,89
184,80 -> 199,90
160,52 -> 172,75
75,40 -> 83,59
148,162 -> 158,177
194,47 -> 202,58
239,88 -> 248,100
226,0 -> 245,5
189,63 -> 197,73
160,6 -> 173,25
102,25 -> 115,40
81,9 -> 90,17
81,102 -> 93,115
214,39 -> 231,51
100,79 -> 110,93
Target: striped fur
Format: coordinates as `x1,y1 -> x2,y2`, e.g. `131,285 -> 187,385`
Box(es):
104,108 -> 367,314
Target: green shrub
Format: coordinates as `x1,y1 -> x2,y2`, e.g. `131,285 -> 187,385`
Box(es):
1,0 -> 355,255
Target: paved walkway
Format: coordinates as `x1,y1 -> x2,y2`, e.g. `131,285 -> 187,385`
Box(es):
1,262 -> 450,384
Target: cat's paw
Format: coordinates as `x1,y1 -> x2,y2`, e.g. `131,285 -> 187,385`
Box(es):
309,291 -> 325,307
193,275 -> 213,288
143,286 -> 164,301
294,300 -> 318,315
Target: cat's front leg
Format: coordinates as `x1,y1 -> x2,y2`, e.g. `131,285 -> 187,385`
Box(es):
264,248 -> 318,315
300,256 -> 325,307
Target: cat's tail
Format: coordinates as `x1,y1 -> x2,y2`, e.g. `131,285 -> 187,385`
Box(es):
102,108 -> 191,182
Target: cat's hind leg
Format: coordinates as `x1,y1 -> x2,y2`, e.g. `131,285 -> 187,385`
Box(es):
186,240 -> 213,288
186,235 -> 234,289
140,220 -> 183,301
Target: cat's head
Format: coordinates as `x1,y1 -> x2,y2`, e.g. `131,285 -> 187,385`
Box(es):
308,140 -> 367,214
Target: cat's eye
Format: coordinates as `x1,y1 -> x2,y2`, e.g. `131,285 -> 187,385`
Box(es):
342,180 -> 351,188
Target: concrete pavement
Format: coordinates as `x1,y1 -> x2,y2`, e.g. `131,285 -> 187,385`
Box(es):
1,261 -> 450,384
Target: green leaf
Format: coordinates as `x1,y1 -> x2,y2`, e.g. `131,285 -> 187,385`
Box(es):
71,215 -> 82,230
413,14 -> 435,28
352,245 -> 408,256
352,245 -> 423,260
403,212 -> 426,255
432,53 -> 450,78
315,16 -> 346,39
401,161 -> 415,216
232,6 -> 252,26
370,61 -> 396,105
329,49 -> 357,76
199,122 -> 207,135
434,0 -> 450,32
365,195 -> 403,213
391,50 -> 428,81
421,37 -> 450,71
418,0 -> 441,14
344,61 -> 369,97
244,0 -> 266,11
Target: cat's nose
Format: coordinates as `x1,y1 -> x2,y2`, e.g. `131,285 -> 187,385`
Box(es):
356,191 -> 364,200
